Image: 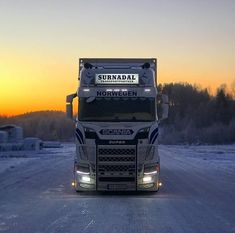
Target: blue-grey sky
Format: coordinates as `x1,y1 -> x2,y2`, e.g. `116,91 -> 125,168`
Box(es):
0,0 -> 235,114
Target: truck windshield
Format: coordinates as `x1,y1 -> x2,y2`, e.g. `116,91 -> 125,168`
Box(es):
78,97 -> 156,122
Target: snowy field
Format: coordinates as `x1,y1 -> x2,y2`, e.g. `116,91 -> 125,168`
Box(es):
0,143 -> 234,233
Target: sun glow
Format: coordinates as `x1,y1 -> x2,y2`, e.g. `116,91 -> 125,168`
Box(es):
0,1 -> 234,116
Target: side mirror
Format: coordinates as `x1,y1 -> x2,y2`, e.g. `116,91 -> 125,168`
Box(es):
66,103 -> 73,119
161,94 -> 169,120
66,93 -> 77,119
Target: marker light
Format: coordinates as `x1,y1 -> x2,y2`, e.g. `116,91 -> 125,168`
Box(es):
106,89 -> 112,92
144,88 -> 151,92
143,176 -> 152,183
83,88 -> 90,92
114,89 -> 120,92
144,170 -> 158,175
72,182 -> 75,187
81,176 -> 91,183
159,182 -> 162,187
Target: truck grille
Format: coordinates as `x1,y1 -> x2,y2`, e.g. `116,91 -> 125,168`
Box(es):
98,148 -> 135,156
97,145 -> 136,191
98,148 -> 135,163
99,156 -> 135,162
98,164 -> 135,172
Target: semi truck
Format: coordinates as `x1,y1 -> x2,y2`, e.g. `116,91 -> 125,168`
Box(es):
66,58 -> 168,191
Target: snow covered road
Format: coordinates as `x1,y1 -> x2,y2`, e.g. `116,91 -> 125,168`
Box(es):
0,144 -> 234,233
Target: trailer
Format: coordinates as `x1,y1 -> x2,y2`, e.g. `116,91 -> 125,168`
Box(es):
66,58 -> 168,191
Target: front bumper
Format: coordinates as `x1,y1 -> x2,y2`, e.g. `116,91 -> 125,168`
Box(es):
74,143 -> 160,192
73,171 -> 160,192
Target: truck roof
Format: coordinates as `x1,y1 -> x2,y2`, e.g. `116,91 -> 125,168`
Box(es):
78,58 -> 157,87
79,58 -> 157,72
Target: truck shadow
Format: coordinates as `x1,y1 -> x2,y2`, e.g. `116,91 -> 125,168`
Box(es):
68,189 -> 178,199
41,181 -> 178,200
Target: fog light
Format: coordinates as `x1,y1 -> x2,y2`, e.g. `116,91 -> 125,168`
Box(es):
143,176 -> 152,183
81,176 -> 91,183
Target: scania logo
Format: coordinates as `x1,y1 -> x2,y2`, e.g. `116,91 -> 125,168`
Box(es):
100,129 -> 134,135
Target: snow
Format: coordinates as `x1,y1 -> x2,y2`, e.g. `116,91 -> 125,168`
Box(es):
0,143 -> 234,233
0,151 -> 38,174
0,143 -> 74,175
160,144 -> 235,175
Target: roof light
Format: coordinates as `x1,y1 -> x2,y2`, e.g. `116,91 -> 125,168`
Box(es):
84,63 -> 93,69
142,62 -> 150,69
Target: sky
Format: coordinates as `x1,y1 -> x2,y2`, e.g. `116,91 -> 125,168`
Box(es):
0,0 -> 235,116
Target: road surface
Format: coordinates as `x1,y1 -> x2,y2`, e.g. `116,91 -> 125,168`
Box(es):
0,144 -> 234,233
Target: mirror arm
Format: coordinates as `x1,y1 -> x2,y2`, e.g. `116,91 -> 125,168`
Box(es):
66,92 -> 77,119
66,93 -> 77,104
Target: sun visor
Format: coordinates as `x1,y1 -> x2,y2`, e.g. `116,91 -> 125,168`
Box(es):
80,69 -> 156,87
77,87 -> 157,98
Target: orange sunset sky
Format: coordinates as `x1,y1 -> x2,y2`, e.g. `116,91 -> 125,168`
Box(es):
0,0 -> 235,116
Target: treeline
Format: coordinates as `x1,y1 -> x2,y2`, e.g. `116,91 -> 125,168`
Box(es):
0,111 -> 74,141
1,83 -> 235,144
158,83 -> 235,144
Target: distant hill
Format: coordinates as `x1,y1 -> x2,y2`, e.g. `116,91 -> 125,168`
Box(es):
0,111 -> 74,141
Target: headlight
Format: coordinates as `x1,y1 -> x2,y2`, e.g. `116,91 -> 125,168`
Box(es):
143,176 -> 152,183
144,170 -> 157,175
139,127 -> 150,133
75,164 -> 90,174
81,176 -> 91,183
76,170 -> 90,175
84,127 -> 95,133
144,164 -> 159,175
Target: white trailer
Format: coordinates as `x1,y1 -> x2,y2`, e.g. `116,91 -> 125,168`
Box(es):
66,58 -> 168,191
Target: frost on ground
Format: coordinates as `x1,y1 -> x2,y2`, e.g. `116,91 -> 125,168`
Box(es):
0,143 -> 234,233
0,158 -> 35,174
0,150 -> 39,174
160,144 -> 235,175
0,144 -> 73,175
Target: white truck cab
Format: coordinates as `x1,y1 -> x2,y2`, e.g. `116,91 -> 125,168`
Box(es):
66,58 -> 168,191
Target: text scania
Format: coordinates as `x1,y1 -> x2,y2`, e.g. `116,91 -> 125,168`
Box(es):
97,91 -> 137,97
101,129 -> 133,135
95,74 -> 139,84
